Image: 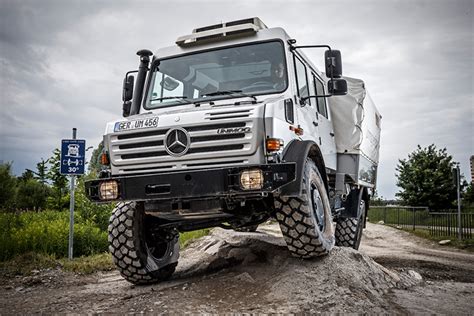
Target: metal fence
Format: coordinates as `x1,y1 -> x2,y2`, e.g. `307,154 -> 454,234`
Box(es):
368,206 -> 473,239
430,212 -> 474,239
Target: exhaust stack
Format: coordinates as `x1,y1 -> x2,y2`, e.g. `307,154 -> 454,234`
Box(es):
130,49 -> 153,116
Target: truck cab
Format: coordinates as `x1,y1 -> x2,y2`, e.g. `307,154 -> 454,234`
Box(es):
86,17 -> 381,285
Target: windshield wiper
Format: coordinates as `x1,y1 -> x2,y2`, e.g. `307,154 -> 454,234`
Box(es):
203,90 -> 257,101
150,96 -> 193,105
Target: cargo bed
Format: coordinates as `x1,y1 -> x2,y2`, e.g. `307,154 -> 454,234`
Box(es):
327,76 -> 381,187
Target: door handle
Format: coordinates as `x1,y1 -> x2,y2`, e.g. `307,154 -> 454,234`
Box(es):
330,132 -> 335,137
313,122 -> 318,127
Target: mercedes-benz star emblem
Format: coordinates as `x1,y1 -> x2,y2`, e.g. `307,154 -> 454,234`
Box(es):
164,128 -> 190,156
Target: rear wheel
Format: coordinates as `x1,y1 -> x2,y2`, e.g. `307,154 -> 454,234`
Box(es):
275,159 -> 335,258
335,199 -> 366,249
108,201 -> 179,284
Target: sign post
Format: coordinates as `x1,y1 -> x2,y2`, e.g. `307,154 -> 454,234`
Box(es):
453,166 -> 462,240
60,128 -> 86,260
456,166 -> 461,240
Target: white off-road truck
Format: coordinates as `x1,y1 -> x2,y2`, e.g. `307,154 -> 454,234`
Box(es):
86,18 -> 381,284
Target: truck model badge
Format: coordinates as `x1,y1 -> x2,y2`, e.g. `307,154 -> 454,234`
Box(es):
217,127 -> 251,134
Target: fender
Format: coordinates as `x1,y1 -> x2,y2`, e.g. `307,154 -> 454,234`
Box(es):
280,140 -> 328,196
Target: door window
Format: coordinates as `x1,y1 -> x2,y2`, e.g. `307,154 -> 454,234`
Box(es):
314,76 -> 328,118
294,56 -> 310,104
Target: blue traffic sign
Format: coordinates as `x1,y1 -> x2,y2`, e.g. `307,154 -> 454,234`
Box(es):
60,139 -> 86,175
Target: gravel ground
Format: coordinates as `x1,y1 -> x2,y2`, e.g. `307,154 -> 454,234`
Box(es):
1,222 -> 473,314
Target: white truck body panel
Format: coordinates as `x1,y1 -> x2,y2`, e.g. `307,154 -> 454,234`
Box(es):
328,76 -> 381,165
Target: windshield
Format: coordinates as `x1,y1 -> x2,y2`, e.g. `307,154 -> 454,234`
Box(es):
145,41 -> 287,108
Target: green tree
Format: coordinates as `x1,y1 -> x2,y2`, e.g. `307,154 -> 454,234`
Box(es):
18,169 -> 35,182
463,182 -> 474,207
34,158 -> 49,185
88,141 -> 104,175
370,190 -> 386,206
16,179 -> 50,211
47,149 -> 69,211
396,144 -> 457,210
0,163 -> 17,210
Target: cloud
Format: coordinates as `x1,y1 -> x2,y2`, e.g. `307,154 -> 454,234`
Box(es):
0,0 -> 472,199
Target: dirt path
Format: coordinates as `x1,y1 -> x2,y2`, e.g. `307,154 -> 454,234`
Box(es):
361,223 -> 474,282
1,222 -> 473,314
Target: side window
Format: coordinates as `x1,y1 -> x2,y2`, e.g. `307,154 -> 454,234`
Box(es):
314,76 -> 328,118
308,72 -> 316,107
294,56 -> 310,104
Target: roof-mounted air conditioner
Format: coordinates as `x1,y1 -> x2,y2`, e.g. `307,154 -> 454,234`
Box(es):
176,17 -> 267,47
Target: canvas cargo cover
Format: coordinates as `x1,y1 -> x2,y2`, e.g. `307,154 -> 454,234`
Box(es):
327,76 -> 381,164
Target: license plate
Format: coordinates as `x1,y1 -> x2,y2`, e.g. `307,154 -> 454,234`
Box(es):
114,117 -> 159,132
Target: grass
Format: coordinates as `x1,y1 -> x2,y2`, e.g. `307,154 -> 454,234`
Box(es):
0,211 -> 108,261
59,253 -> 115,274
400,227 -> 474,252
179,229 -> 211,248
0,252 -> 59,277
0,229 -> 212,277
0,252 -> 115,277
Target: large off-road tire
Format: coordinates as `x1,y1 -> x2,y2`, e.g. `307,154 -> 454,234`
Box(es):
275,159 -> 335,258
108,201 -> 179,285
335,199 -> 366,250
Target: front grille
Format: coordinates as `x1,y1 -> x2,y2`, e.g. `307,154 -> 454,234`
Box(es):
205,109 -> 251,120
119,140 -> 163,150
109,118 -> 257,174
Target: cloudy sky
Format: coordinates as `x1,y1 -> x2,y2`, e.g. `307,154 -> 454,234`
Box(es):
0,0 -> 472,199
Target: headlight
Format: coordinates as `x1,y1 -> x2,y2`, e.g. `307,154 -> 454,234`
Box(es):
99,180 -> 119,200
240,169 -> 263,190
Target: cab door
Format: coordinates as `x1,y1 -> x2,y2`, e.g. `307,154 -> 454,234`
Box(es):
313,75 -> 337,170
293,55 -> 319,143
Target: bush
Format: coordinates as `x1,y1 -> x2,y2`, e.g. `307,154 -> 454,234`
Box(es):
0,163 -> 17,210
75,176 -> 114,231
0,211 -> 107,261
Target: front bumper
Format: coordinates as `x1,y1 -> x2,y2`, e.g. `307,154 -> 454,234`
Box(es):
85,163 -> 296,202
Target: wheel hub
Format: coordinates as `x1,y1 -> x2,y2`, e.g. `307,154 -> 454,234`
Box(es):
311,182 -> 325,231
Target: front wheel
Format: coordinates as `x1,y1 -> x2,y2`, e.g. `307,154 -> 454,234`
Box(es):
108,201 -> 179,284
275,159 -> 335,258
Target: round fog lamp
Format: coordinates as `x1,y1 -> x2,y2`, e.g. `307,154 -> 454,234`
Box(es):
99,180 -> 119,200
240,169 -> 263,190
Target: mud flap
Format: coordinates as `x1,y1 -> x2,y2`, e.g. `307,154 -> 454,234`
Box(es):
145,235 -> 180,271
340,188 -> 364,219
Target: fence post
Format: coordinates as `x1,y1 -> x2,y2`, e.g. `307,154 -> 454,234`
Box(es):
397,208 -> 400,226
448,213 -> 451,237
453,166 -> 462,240
412,208 -> 416,230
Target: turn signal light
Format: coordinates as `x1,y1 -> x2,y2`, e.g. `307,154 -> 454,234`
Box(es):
100,151 -> 110,166
99,180 -> 119,200
266,138 -> 284,152
240,169 -> 264,190
289,125 -> 304,136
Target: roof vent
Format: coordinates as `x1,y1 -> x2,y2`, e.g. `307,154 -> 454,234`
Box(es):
176,17 -> 267,47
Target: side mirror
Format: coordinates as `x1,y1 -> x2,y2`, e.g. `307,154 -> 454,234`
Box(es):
325,50 -> 343,78
122,75 -> 135,102
122,101 -> 131,117
328,78 -> 347,95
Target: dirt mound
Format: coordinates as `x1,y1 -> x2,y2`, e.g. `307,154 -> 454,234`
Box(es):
170,225 -> 422,313
2,224 -> 432,314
